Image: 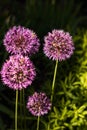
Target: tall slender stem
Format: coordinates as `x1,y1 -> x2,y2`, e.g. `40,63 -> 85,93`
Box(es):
15,90 -> 18,130
47,123 -> 50,130
51,60 -> 58,103
37,116 -> 40,130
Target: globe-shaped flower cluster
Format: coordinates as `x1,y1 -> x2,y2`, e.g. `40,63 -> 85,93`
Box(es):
27,92 -> 51,116
1,55 -> 36,90
3,26 -> 40,55
43,29 -> 74,61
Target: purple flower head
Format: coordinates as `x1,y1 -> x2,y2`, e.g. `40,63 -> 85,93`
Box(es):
3,26 -> 40,55
1,55 -> 36,90
26,92 -> 51,116
43,29 -> 75,61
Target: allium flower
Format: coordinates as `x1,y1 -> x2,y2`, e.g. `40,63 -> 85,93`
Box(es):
43,29 -> 74,61
1,55 -> 36,90
26,92 -> 51,116
3,26 -> 40,55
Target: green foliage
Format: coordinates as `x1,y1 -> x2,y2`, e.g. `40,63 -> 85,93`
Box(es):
39,31 -> 87,130
48,103 -> 87,130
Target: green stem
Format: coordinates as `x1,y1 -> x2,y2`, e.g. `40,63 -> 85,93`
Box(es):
15,90 -> 18,130
37,116 -> 40,130
47,112 -> 51,130
47,123 -> 50,130
23,89 -> 26,129
51,60 -> 58,103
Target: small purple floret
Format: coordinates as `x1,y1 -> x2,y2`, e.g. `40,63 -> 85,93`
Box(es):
43,29 -> 75,61
1,55 -> 36,90
3,26 -> 40,55
26,92 -> 51,116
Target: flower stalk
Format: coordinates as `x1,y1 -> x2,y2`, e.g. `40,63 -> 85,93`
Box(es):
37,116 -> 40,130
15,90 -> 18,130
51,60 -> 58,104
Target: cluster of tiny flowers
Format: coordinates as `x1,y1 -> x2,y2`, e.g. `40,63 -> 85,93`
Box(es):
43,29 -> 74,61
1,55 -> 36,90
26,92 -> 51,116
3,26 -> 40,55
